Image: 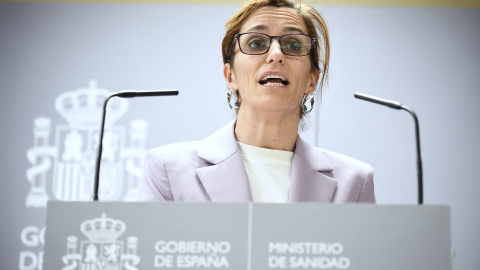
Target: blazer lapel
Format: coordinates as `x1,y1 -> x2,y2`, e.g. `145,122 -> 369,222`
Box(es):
289,137 -> 337,202
195,120 -> 252,202
194,121 -> 336,202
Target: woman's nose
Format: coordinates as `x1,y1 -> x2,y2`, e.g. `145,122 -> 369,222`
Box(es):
266,40 -> 285,63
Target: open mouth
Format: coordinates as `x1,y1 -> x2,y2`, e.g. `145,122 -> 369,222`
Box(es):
259,75 -> 289,86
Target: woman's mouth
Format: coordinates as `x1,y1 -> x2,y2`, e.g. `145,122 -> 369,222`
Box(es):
259,75 -> 289,86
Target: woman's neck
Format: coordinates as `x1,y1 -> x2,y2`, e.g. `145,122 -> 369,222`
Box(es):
234,108 -> 300,152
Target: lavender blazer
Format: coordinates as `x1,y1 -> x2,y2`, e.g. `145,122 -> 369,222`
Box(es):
139,120 -> 375,203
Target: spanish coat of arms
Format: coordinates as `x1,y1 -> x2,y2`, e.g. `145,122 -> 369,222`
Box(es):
26,80 -> 148,207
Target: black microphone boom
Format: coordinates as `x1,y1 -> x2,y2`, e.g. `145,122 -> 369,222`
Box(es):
93,89 -> 179,201
118,90 -> 179,98
354,92 -> 423,205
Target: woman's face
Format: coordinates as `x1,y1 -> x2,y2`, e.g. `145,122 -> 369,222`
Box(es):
224,6 -> 319,117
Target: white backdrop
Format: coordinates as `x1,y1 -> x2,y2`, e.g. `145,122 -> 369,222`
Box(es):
0,2 -> 478,269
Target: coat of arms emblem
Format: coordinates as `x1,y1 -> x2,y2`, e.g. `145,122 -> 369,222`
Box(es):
62,213 -> 140,270
26,80 -> 147,207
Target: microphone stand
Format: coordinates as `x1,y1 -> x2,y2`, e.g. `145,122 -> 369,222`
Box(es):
93,90 -> 179,201
354,92 -> 423,205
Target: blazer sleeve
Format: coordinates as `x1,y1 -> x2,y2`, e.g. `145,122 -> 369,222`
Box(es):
138,148 -> 173,201
357,164 -> 376,203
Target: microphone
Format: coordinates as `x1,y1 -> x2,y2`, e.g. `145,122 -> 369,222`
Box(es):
117,89 -> 179,98
354,92 -> 423,205
354,92 -> 402,109
93,89 -> 179,201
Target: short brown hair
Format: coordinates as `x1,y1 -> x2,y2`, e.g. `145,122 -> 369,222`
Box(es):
222,0 -> 330,92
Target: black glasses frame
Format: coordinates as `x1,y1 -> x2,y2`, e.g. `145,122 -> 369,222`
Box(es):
234,32 -> 315,57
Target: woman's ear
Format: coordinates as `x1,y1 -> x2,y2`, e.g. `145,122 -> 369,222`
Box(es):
305,69 -> 320,95
224,63 -> 238,90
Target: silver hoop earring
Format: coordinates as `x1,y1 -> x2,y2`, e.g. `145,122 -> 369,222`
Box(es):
302,93 -> 315,114
227,88 -> 240,110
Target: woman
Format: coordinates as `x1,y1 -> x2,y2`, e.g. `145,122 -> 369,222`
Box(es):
139,0 -> 375,203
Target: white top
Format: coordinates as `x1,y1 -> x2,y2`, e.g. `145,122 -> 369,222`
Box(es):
237,142 -> 294,203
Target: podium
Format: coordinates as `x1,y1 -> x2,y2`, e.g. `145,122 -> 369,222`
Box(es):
44,202 -> 451,269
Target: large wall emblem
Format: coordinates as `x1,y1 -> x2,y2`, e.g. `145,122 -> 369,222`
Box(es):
62,213 -> 140,270
25,80 -> 147,207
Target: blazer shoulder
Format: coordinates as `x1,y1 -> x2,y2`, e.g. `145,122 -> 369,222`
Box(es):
319,149 -> 375,203
140,140 -> 205,201
320,149 -> 372,172
146,140 -> 202,162
144,140 -> 211,179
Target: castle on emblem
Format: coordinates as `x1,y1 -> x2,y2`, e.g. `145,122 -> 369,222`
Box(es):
26,80 -> 148,207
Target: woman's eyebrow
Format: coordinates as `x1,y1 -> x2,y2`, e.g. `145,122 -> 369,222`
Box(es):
284,25 -> 305,34
246,24 -> 268,32
245,24 -> 306,34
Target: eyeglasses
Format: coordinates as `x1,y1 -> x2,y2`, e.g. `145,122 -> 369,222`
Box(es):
234,32 -> 315,57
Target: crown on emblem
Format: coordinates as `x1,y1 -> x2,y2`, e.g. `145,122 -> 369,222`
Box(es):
55,80 -> 128,129
80,213 -> 126,243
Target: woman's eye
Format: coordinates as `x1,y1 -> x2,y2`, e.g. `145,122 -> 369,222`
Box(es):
248,40 -> 266,49
286,41 -> 302,51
